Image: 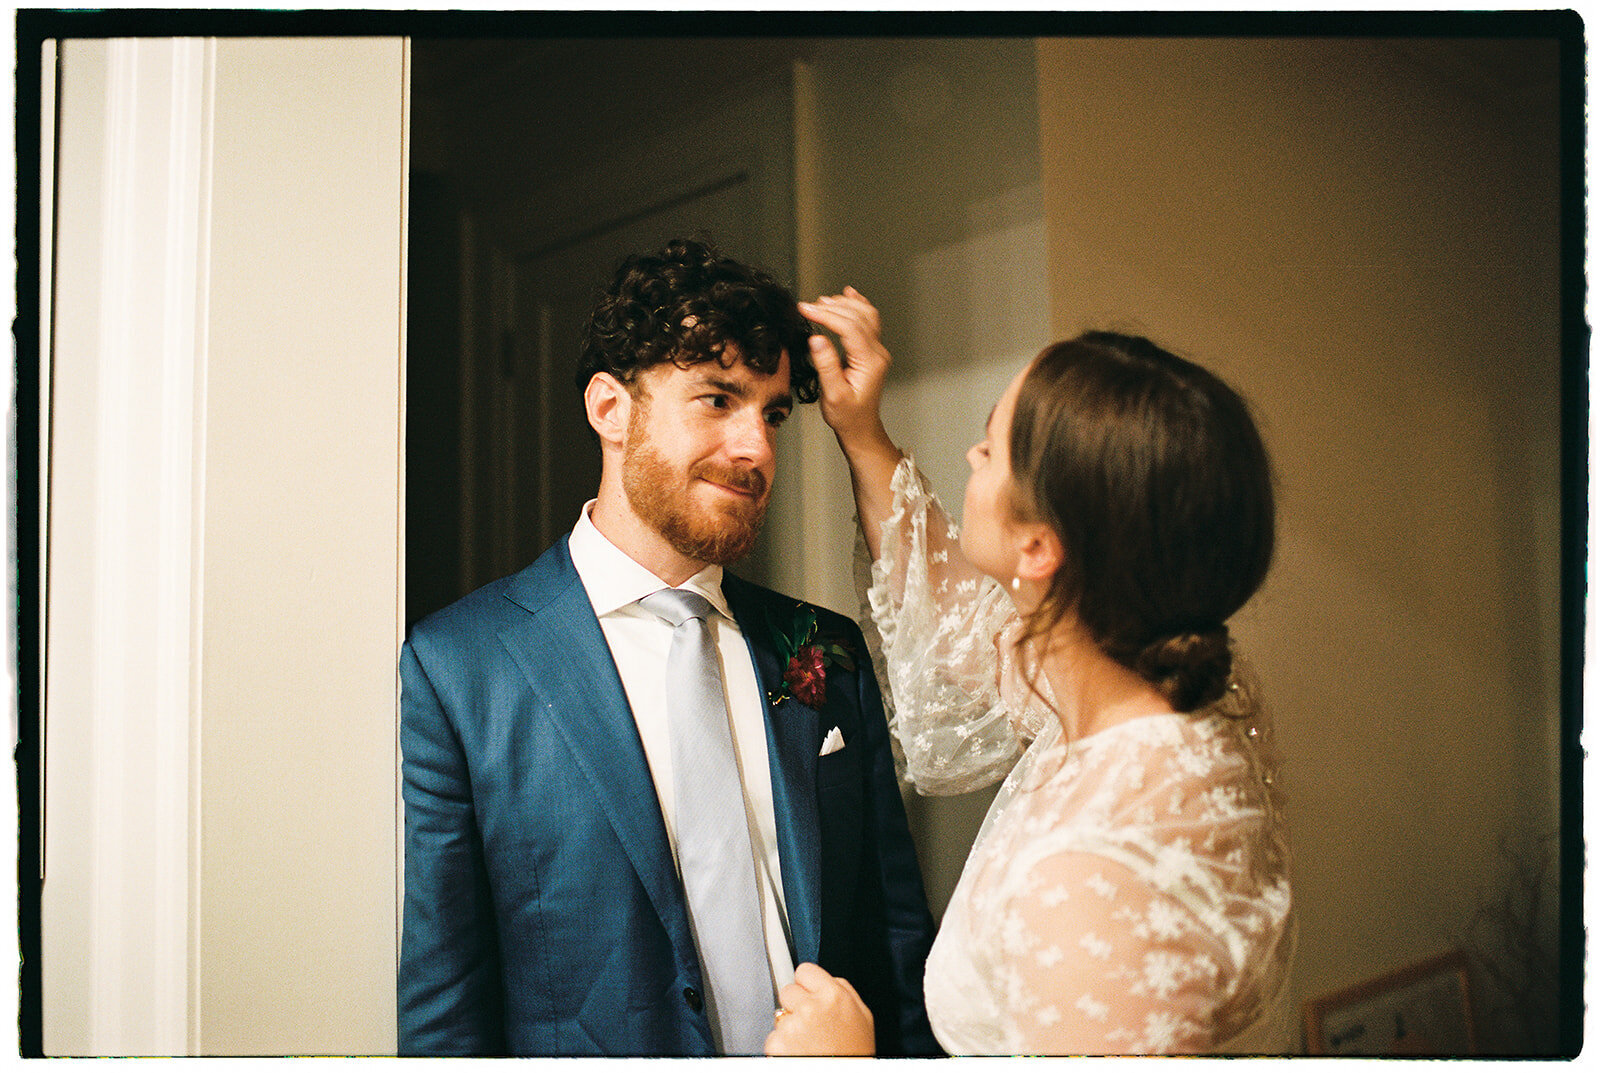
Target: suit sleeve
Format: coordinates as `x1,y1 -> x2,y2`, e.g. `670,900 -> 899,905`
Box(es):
398,637 -> 508,1056
845,618 -> 944,1057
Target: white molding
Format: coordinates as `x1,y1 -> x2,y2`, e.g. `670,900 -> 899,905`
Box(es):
396,36 -> 412,967
50,37 -> 208,1056
36,41 -> 56,875
188,38 -> 216,1057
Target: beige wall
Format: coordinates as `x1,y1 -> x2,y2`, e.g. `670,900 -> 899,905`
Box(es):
1036,37 -> 1563,1051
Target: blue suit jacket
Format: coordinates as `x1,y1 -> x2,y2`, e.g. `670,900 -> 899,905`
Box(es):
398,536 -> 939,1056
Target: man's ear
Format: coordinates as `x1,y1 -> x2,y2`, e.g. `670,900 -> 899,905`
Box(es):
584,372 -> 631,448
1014,522 -> 1064,586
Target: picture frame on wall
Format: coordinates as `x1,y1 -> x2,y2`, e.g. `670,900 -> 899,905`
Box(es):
1304,950 -> 1477,1056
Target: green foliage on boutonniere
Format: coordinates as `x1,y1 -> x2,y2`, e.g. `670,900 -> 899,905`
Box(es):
764,601 -> 856,709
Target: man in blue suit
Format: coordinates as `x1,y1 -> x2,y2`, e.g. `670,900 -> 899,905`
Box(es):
399,239 -> 939,1057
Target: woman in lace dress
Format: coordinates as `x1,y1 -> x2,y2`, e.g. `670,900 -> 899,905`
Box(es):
765,290 -> 1292,1057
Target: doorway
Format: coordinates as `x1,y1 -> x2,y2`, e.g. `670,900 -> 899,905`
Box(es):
405,38 -> 814,625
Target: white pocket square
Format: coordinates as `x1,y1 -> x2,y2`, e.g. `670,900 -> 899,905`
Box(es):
819,727 -> 846,756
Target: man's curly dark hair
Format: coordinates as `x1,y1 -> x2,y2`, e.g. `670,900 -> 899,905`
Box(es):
575,238 -> 819,403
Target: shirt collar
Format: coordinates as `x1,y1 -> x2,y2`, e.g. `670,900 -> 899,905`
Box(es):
569,500 -> 731,620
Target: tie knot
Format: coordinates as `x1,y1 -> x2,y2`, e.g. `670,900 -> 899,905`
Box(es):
639,587 -> 716,629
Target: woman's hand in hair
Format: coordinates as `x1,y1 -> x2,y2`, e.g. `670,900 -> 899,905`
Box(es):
799,287 -> 894,452
798,288 -> 904,560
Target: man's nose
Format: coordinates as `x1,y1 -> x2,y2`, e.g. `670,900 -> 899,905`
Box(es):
727,410 -> 776,467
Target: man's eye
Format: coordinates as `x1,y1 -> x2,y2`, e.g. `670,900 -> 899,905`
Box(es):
766,410 -> 791,427
701,394 -> 730,410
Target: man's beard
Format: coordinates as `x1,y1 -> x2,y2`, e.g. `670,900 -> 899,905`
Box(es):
622,433 -> 770,567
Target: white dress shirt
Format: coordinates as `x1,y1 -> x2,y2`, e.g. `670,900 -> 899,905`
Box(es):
568,502 -> 796,995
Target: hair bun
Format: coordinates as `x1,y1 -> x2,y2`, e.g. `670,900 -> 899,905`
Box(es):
1133,626 -> 1233,712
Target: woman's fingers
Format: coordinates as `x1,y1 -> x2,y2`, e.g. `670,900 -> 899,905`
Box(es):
808,333 -> 847,391
801,291 -> 892,446
792,961 -> 837,989
802,295 -> 888,376
836,287 -> 881,332
808,333 -> 862,433
798,298 -> 854,337
801,289 -> 880,341
764,963 -> 876,1056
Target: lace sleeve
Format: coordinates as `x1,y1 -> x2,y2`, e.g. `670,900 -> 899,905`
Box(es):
856,456 -> 1049,795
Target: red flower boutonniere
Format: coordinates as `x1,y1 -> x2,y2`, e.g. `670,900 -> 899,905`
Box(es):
764,602 -> 855,710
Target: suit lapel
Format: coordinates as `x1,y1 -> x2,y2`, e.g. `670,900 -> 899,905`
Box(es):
497,539 -> 693,960
724,576 -> 823,966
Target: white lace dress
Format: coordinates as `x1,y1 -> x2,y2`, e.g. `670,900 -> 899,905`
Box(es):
861,458 -> 1293,1056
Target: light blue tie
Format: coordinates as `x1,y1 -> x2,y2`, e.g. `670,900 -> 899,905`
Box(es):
639,588 -> 775,1055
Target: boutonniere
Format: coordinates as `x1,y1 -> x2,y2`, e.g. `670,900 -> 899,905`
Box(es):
764,602 -> 855,710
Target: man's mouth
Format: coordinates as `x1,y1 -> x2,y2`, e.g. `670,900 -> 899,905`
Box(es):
696,466 -> 767,500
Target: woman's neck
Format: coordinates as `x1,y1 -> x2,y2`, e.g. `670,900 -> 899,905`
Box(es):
1035,621 -> 1175,744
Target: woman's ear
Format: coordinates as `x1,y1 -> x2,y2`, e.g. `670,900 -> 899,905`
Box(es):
584,372 -> 631,448
1014,522 -> 1064,586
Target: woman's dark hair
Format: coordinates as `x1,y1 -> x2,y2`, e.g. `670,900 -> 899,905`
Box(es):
1008,331 -> 1275,712
575,238 -> 818,402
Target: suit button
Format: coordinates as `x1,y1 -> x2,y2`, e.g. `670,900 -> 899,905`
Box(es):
683,987 -> 703,1012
